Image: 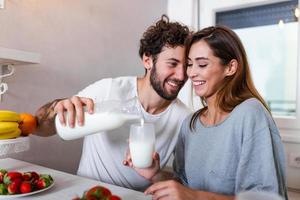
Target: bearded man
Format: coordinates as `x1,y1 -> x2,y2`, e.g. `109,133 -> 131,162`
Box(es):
35,15 -> 191,191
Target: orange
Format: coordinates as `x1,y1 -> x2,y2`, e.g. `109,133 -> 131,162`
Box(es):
19,113 -> 37,136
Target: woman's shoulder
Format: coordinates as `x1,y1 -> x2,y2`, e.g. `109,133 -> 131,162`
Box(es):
234,98 -> 269,116
232,98 -> 275,131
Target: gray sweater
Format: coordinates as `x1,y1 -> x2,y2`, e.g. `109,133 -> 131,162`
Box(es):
173,98 -> 288,199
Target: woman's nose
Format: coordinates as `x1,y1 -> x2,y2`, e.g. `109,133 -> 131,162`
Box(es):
175,65 -> 187,81
187,65 -> 197,78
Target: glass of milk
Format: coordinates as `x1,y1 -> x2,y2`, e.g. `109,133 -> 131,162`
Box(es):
129,122 -> 155,168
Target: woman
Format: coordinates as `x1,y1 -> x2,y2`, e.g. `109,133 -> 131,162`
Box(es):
126,26 -> 288,200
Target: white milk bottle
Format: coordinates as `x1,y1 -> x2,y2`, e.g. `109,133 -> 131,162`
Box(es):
129,121 -> 155,168
55,98 -> 141,140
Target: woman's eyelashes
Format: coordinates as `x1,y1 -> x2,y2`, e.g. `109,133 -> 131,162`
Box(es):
198,64 -> 208,68
186,62 -> 208,68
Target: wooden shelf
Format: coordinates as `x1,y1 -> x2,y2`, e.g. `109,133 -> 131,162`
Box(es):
0,47 -> 40,65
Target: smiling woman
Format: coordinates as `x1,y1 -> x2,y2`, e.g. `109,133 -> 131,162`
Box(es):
168,0 -> 300,193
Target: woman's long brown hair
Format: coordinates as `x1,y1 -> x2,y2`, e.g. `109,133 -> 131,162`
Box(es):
186,26 -> 270,130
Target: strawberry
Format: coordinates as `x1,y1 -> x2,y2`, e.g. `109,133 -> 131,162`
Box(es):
109,195 -> 121,200
35,178 -> 51,190
7,178 -> 22,194
20,181 -> 32,194
22,172 -> 32,181
0,169 -> 7,183
0,183 -> 8,195
34,174 -> 53,190
39,174 -> 53,182
3,172 -> 23,185
30,171 -> 40,182
86,197 -> 97,200
74,185 -> 121,200
100,187 -> 112,197
86,186 -> 112,199
22,171 -> 39,182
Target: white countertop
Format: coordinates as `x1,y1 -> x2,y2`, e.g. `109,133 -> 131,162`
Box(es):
0,158 -> 151,200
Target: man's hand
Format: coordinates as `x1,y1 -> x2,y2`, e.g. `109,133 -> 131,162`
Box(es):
54,96 -> 94,128
35,96 -> 94,137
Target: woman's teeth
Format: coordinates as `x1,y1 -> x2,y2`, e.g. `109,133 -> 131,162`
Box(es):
193,80 -> 206,86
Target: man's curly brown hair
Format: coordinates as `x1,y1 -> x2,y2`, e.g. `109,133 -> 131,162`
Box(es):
139,15 -> 190,65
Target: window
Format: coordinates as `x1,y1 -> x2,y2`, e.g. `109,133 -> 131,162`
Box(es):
216,0 -> 299,117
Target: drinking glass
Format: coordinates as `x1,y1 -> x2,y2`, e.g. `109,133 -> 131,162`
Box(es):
129,123 -> 155,168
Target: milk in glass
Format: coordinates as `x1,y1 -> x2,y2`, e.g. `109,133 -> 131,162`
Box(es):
129,121 -> 155,168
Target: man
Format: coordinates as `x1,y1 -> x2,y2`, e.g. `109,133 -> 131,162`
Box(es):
35,15 -> 191,191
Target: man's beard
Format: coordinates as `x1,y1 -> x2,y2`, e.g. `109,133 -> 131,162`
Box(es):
150,64 -> 185,101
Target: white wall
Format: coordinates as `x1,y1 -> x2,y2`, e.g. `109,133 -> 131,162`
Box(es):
0,0 -> 167,174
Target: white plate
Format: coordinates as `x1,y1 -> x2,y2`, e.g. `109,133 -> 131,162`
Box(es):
0,181 -> 54,198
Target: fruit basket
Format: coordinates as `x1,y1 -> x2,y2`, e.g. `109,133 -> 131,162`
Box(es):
0,110 -> 36,157
0,137 -> 30,156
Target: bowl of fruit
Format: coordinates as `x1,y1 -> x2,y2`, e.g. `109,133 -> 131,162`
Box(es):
0,110 -> 37,156
0,169 -> 54,198
73,185 -> 121,200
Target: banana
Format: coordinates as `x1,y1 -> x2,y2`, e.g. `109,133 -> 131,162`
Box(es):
0,128 -> 21,140
0,122 -> 19,134
0,110 -> 21,122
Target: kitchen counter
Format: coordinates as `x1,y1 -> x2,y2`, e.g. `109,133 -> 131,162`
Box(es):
0,158 -> 151,200
1,158 -> 299,200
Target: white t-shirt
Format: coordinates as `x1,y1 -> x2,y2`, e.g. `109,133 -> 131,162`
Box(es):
76,76 -> 191,190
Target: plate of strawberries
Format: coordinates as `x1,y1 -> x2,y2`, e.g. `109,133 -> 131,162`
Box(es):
0,169 -> 54,198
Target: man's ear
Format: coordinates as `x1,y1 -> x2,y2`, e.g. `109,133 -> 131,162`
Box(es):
225,59 -> 238,77
142,54 -> 154,71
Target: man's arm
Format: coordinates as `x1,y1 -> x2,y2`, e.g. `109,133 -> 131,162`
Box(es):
34,98 -> 65,137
